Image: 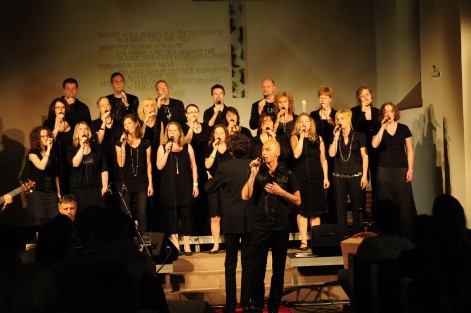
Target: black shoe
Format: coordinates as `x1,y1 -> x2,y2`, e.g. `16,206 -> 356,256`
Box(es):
208,249 -> 219,254
184,251 -> 193,256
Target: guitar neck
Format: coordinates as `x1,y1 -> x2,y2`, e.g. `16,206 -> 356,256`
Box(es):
0,186 -> 24,205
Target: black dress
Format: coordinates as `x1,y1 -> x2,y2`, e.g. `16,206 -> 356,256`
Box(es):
160,144 -> 193,235
181,122 -> 211,235
205,147 -> 232,218
292,137 -> 328,216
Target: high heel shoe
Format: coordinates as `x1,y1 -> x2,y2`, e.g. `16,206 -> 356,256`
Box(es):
299,242 -> 309,251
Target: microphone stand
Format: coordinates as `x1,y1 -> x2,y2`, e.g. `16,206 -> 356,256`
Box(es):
115,182 -> 152,258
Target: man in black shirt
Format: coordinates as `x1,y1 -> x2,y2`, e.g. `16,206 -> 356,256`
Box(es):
249,78 -> 277,130
106,72 -> 139,123
203,84 -> 228,128
155,80 -> 186,130
242,140 -> 301,313
62,78 -> 91,128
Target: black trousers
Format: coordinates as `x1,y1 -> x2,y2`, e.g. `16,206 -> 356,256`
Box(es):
333,175 -> 363,236
120,191 -> 148,234
224,233 -> 252,310
250,228 -> 289,313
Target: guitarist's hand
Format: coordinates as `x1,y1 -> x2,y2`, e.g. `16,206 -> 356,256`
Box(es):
1,193 -> 12,211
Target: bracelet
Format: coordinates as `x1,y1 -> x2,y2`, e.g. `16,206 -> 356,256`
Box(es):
210,154 -> 216,159
100,127 -> 105,131
44,155 -> 49,158
193,182 -> 198,187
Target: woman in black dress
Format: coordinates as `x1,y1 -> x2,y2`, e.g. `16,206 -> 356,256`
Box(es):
156,122 -> 199,255
66,122 -> 109,212
26,126 -> 61,231
138,98 -> 161,231
205,125 -> 232,253
328,109 -> 368,236
290,113 -> 330,250
43,98 -> 73,194
116,114 -> 153,234
372,102 -> 416,237
182,104 -> 211,235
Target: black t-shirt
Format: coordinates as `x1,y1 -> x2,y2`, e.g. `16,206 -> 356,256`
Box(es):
66,142 -> 108,188
116,139 -> 151,192
203,104 -> 228,127
156,98 -> 186,129
331,130 -> 367,175
249,99 -> 276,130
376,123 -> 412,168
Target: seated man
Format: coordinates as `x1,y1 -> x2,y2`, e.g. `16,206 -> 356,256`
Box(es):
58,194 -> 78,222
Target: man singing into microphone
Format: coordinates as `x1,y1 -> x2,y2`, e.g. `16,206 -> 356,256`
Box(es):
242,140 -> 301,313
249,78 -> 277,130
203,84 -> 229,128
155,80 -> 186,131
62,77 -> 92,128
106,72 -> 139,123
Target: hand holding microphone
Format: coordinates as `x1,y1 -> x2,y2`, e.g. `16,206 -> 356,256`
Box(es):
381,116 -> 391,126
81,135 -> 89,146
166,136 -> 174,153
120,130 -> 129,144
250,156 -> 264,168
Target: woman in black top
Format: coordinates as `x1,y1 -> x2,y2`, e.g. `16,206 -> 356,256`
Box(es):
26,126 -> 60,230
138,98 -> 161,231
66,122 -> 108,212
182,104 -> 211,235
116,114 -> 153,234
351,86 -> 381,195
224,106 -> 253,139
43,98 -> 73,194
205,125 -> 232,253
273,91 -> 297,140
372,102 -> 416,237
328,109 -> 368,236
157,122 -> 199,255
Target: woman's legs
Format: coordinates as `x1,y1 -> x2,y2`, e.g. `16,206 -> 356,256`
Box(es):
210,215 -> 221,252
296,214 -> 308,249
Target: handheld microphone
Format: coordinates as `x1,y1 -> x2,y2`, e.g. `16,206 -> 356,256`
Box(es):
263,93 -> 268,99
104,110 -> 109,113
266,127 -> 270,131
118,88 -> 123,93
335,124 -> 342,133
216,98 -> 222,105
168,136 -> 174,142
69,94 -> 75,99
280,108 -> 286,116
215,138 -> 220,145
250,156 -> 264,167
230,119 -> 235,123
82,135 -> 89,144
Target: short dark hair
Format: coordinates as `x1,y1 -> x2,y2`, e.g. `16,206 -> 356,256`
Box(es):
62,78 -> 78,89
110,72 -> 124,84
227,133 -> 251,159
211,84 -> 225,95
224,106 -> 240,126
60,194 -> 77,205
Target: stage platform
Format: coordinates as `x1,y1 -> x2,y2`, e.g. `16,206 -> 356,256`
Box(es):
159,246 -> 348,307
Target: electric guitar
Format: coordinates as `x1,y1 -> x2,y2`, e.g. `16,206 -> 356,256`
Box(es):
0,179 -> 36,205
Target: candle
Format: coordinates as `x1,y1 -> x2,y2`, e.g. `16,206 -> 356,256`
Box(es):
302,100 -> 307,113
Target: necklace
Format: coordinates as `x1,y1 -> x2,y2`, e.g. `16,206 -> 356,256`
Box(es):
338,130 -> 354,162
130,145 -> 139,176
173,153 -> 179,174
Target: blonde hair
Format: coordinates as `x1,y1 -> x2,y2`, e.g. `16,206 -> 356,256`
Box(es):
72,122 -> 92,147
138,98 -> 157,121
163,122 -> 185,146
291,113 -> 318,142
335,109 -> 353,127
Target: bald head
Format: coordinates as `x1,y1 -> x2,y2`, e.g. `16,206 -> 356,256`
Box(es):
262,140 -> 280,164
